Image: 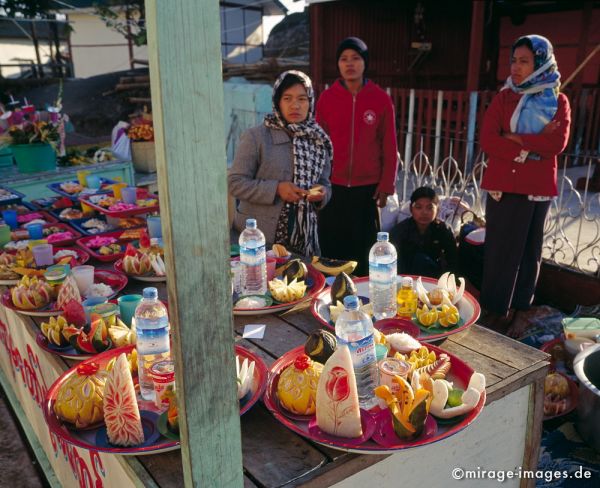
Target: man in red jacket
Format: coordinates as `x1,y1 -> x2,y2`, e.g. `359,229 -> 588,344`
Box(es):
316,37 -> 398,275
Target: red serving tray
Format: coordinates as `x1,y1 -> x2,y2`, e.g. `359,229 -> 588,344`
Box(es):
78,191 -> 159,218
16,210 -> 59,227
263,343 -> 486,454
76,229 -> 142,262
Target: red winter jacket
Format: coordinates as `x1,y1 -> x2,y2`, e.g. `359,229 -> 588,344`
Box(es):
316,80 -> 398,195
481,89 -> 571,197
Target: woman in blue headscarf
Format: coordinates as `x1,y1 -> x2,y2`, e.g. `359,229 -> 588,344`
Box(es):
479,35 -> 571,337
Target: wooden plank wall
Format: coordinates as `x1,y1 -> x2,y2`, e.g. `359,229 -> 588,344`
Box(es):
316,84 -> 599,169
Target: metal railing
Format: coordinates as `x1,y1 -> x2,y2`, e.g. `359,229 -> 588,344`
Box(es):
396,137 -> 600,278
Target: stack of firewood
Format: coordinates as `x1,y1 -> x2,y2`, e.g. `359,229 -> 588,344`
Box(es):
223,58 -> 309,82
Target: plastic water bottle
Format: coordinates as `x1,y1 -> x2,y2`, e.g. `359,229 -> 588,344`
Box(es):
335,295 -> 379,410
239,218 -> 267,295
135,287 -> 170,401
369,231 -> 398,320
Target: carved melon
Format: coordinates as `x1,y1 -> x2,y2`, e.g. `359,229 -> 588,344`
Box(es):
315,345 -> 362,438
103,353 -> 144,446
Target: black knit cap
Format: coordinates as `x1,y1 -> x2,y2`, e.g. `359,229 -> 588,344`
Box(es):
336,37 -> 369,69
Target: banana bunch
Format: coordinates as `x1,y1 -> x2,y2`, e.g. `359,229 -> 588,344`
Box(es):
268,277 -> 307,303
311,257 -> 357,276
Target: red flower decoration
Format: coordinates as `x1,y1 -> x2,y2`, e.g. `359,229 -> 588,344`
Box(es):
125,243 -> 139,257
76,362 -> 99,376
294,354 -> 311,371
139,230 -> 151,249
325,366 -> 350,403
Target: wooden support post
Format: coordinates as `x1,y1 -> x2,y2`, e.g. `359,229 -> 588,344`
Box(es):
30,22 -> 43,78
466,0 -> 485,92
146,1 -> 243,487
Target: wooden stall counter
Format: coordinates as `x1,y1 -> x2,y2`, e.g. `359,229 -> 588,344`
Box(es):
0,283 -> 549,488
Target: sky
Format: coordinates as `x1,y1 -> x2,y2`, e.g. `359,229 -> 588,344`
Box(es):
263,0 -> 306,42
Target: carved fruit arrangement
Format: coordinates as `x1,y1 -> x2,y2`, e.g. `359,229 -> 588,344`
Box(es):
416,304 -> 438,327
268,277 -> 307,303
122,244 -> 152,275
438,304 -> 460,327
107,348 -> 138,374
56,274 -> 81,310
375,376 -> 431,439
11,276 -> 53,310
304,330 -> 337,364
40,316 -> 78,347
62,314 -> 111,354
53,362 -> 109,428
107,317 -> 137,348
277,355 -> 323,415
103,353 -> 145,446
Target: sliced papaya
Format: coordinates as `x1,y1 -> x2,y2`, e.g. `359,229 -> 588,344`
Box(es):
374,385 -> 395,405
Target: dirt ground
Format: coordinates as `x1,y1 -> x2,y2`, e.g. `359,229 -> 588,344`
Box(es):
0,388 -> 47,488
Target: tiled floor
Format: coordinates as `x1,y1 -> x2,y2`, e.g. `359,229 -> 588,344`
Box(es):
0,387 -> 47,488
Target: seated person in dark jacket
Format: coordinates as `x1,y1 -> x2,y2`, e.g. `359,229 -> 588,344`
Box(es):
390,187 -> 458,278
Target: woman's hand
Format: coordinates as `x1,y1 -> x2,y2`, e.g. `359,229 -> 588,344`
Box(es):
306,184 -> 326,202
277,182 -> 307,203
373,190 -> 390,208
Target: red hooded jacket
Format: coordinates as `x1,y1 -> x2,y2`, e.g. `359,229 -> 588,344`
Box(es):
316,80 -> 398,195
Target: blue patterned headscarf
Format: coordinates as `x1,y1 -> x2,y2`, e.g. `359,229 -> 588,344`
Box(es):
504,35 -> 561,136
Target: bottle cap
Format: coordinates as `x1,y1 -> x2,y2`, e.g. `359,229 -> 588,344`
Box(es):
246,218 -> 257,229
343,295 -> 359,309
377,232 -> 389,241
143,287 -> 158,299
401,276 -> 413,288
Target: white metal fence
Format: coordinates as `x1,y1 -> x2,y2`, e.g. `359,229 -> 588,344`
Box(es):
396,140 -> 600,278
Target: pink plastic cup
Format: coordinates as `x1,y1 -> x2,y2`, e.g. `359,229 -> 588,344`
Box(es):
266,257 -> 277,282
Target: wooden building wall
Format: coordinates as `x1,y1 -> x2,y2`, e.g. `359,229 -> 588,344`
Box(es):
310,0 -> 477,90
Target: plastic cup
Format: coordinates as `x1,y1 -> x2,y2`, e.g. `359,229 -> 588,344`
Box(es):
86,175 -> 101,190
266,257 -> 277,282
2,209 -> 18,230
77,170 -> 91,186
111,183 -> 128,200
0,224 -> 10,247
32,244 -> 54,267
121,186 -> 138,205
118,294 -> 143,327
147,215 -> 162,239
82,296 -> 108,324
27,223 -> 44,240
71,265 -> 95,295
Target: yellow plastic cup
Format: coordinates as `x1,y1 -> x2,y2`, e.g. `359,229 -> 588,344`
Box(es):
77,170 -> 91,187
111,183 -> 128,200
28,239 -> 49,250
